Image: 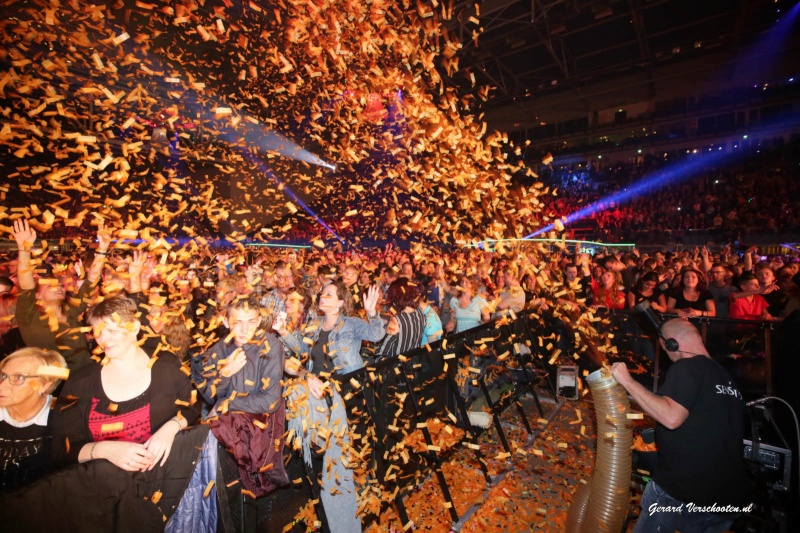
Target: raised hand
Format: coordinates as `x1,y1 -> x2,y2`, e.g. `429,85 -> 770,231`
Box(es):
127,250 -> 148,293
12,219 -> 36,251
363,285 -> 381,317
96,221 -> 113,253
72,258 -> 85,278
219,348 -> 247,377
128,250 -> 147,278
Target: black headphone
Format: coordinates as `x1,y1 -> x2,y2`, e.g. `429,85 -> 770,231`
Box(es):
635,300 -> 680,351
660,333 -> 680,352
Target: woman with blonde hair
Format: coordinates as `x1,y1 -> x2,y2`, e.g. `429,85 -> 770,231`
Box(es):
2,295 -> 213,532
0,347 -> 67,490
445,276 -> 490,334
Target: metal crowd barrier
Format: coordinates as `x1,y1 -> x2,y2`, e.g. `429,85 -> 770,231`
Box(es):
224,308 -> 791,531
589,309 -> 782,395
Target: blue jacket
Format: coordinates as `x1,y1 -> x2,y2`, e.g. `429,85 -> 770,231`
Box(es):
280,314 -> 385,374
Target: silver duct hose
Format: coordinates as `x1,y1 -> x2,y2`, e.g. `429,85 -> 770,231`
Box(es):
566,368 -> 634,533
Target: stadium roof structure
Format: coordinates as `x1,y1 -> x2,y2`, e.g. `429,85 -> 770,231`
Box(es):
442,0 -> 799,128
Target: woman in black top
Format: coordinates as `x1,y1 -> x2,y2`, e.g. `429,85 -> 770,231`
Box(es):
667,268 -> 716,319
628,271 -> 667,312
627,272 -> 666,360
2,296 -> 208,533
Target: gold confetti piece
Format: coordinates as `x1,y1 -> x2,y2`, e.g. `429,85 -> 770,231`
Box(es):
197,25 -> 211,41
151,491 -> 162,504
203,481 -> 215,498
113,32 -> 130,45
627,413 -> 644,419
36,365 -> 69,380
101,422 -> 123,433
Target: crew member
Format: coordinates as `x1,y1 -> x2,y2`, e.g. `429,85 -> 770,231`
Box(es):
611,319 -> 750,532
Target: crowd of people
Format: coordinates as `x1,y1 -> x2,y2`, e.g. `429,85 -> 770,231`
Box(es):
0,213 -> 797,531
538,146 -> 800,243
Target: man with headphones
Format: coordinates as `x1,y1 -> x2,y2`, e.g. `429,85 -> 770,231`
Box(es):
612,318 -> 750,532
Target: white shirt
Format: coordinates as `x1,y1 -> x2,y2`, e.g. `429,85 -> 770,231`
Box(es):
0,395 -> 52,428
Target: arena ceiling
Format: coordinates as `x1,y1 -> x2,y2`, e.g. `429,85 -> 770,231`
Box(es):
443,0 -> 796,122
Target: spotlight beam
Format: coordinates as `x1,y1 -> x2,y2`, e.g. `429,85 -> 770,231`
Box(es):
523,150 -> 733,240
240,149 -> 346,245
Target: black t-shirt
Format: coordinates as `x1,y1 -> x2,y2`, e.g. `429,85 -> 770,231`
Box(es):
763,289 -> 789,317
655,356 -> 750,506
310,329 -> 334,376
668,288 -> 713,311
0,419 -> 52,491
631,289 -> 662,307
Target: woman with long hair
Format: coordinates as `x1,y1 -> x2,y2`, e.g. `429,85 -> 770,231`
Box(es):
628,271 -> 667,313
666,268 -> 716,319
277,282 -> 384,532
592,270 -> 626,310
377,278 -> 426,359
627,272 -> 666,361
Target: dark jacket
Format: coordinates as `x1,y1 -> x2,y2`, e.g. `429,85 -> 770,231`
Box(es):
210,410 -> 289,497
51,356 -> 199,466
191,332 -> 284,414
0,425 -> 210,532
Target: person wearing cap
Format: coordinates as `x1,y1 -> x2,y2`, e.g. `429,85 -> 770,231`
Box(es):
12,219 -> 111,371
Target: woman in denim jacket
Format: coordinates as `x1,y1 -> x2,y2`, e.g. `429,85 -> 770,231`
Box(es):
277,281 -> 384,532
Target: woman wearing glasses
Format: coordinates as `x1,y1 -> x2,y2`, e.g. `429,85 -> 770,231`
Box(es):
0,348 -> 68,491
1,296 -> 212,533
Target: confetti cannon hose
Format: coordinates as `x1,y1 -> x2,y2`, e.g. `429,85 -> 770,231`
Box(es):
566,369 -> 633,533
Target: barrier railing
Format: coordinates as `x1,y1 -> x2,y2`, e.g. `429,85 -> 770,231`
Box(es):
584,308 -> 782,395
228,308 -> 789,531
320,312 -> 557,530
